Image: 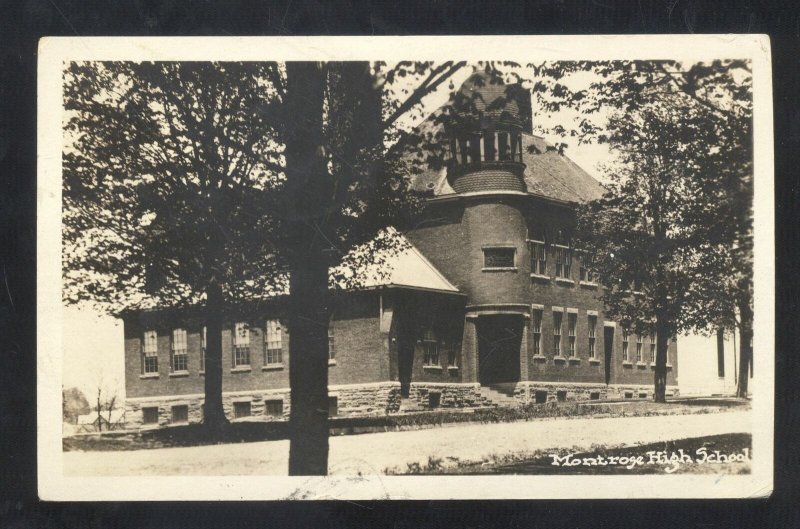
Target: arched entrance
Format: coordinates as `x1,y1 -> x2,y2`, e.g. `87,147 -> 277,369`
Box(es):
476,314 -> 522,385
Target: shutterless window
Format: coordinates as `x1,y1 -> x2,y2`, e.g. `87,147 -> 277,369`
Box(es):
142,406 -> 159,424
328,396 -> 339,417
532,309 -> 543,355
555,246 -> 572,278
200,326 -> 206,372
622,328 -> 630,362
497,132 -> 510,160
649,329 -> 656,363
446,341 -> 457,367
588,315 -> 597,358
529,240 -> 547,275
233,322 -> 250,367
636,333 -> 644,363
567,313 -> 577,357
233,401 -> 251,418
264,399 -> 283,417
171,328 -> 188,372
264,319 -> 282,365
142,330 -> 159,374
483,247 -> 515,268
553,311 -> 563,356
422,328 -> 439,366
580,252 -> 595,282
171,404 -> 188,424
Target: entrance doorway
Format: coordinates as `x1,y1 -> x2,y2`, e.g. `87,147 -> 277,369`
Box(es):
477,315 -> 522,385
603,325 -> 614,385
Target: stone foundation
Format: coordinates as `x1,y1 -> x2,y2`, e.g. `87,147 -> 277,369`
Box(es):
496,381 -> 680,404
124,382 -> 402,429
404,382 -> 493,410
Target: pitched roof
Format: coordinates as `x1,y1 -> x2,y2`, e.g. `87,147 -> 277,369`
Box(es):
402,75 -> 606,204
332,232 -> 461,294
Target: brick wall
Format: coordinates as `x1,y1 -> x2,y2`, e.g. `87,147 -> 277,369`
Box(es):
124,292 -> 387,399
407,194 -> 678,388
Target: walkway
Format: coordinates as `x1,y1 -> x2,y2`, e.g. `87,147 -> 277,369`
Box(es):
63,410 -> 751,476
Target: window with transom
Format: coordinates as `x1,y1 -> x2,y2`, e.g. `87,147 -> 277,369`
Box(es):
233,322 -> 250,367
142,330 -> 159,374
264,319 -> 282,365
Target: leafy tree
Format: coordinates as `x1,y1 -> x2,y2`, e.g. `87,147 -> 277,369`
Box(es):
530,60 -> 753,399
62,59 -> 477,473
62,386 -> 90,423
63,62 -> 286,435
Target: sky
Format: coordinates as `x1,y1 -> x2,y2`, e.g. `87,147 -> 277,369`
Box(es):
60,63 -> 618,401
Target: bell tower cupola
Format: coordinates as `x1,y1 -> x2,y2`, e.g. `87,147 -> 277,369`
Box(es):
445,71 -> 531,195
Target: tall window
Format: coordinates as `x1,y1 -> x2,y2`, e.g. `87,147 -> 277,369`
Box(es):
555,246 -> 572,278
649,329 -> 656,364
446,340 -> 458,367
327,319 -> 335,362
567,313 -> 577,357
588,315 -> 597,358
498,132 -> 510,160
636,333 -> 643,363
142,330 -> 158,374
264,319 -> 282,365
580,252 -> 595,282
200,326 -> 206,372
532,309 -> 543,355
529,240 -> 547,275
233,322 -> 250,367
622,328 -> 630,362
422,328 -> 439,366
171,328 -> 188,372
553,311 -> 563,356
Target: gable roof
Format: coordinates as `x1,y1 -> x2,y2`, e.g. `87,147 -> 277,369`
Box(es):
332,232 -> 461,294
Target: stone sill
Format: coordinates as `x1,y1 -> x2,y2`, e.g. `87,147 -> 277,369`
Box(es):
328,360 -> 337,366
666,364 -> 674,369
553,356 -> 568,363
555,277 -> 575,286
199,371 -> 205,376
636,362 -> 648,369
580,282 -> 599,289
529,273 -> 551,282
169,371 -> 189,378
231,366 -> 252,373
447,366 -> 459,371
622,361 -> 634,367
482,267 -> 518,273
423,365 -> 444,372
568,357 -> 581,364
262,364 -> 284,371
532,355 -> 547,362
139,373 -> 159,379
588,358 -> 601,364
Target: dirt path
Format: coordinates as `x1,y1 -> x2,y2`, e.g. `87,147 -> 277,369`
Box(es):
63,410 -> 751,476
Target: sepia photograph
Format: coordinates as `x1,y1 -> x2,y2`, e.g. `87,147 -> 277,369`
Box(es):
37,35 -> 774,500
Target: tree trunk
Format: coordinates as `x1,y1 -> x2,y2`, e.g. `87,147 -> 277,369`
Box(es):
736,289 -> 753,399
203,278 -> 228,437
284,61 -> 331,475
653,316 -> 669,403
288,249 -> 331,475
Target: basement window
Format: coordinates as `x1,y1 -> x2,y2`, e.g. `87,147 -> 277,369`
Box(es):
556,390 -> 567,402
534,391 -> 548,404
429,392 -> 442,409
142,407 -> 159,425
171,405 -> 188,424
328,396 -> 339,417
264,399 -> 283,417
233,401 -> 251,419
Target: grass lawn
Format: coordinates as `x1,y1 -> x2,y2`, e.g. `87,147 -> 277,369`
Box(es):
395,433 -> 752,475
63,397 -> 749,453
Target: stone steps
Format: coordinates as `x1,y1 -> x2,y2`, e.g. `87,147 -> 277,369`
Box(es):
478,385 -> 521,407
